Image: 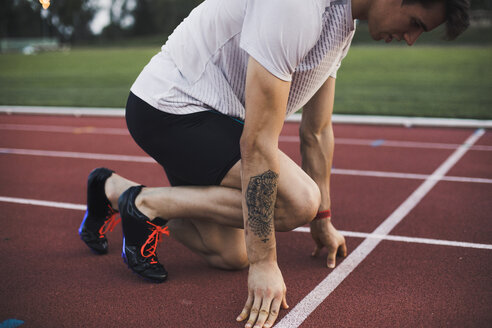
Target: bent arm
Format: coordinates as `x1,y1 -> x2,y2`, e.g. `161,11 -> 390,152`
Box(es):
300,77 -> 336,213
300,77 -> 348,268
240,57 -> 291,263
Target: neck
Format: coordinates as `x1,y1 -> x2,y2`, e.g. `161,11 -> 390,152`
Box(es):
351,0 -> 369,20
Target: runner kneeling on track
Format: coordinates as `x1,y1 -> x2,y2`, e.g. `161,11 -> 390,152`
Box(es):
78,1 -> 469,327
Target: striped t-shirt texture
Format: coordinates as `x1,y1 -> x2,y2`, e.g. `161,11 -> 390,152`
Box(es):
131,0 -> 355,120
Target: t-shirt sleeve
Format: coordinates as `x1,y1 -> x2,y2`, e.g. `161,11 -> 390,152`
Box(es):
240,0 -> 322,82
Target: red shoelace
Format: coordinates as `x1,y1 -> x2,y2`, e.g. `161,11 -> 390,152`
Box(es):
98,205 -> 120,238
141,221 -> 170,264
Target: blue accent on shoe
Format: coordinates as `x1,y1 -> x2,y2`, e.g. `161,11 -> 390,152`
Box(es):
371,139 -> 385,147
0,319 -> 24,328
78,210 -> 89,236
122,237 -> 127,263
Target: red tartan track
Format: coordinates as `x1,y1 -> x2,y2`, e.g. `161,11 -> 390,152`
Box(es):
0,113 -> 491,328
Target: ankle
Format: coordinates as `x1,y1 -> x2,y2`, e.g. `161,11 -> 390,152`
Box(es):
135,189 -> 159,220
104,175 -> 119,210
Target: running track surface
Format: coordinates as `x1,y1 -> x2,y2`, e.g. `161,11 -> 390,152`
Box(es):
0,114 -> 491,328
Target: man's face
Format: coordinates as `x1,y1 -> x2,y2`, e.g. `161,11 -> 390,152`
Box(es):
367,0 -> 446,45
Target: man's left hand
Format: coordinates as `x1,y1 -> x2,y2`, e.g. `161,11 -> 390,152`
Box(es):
310,218 -> 347,268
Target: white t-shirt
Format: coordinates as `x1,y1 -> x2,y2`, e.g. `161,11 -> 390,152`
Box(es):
131,0 -> 355,120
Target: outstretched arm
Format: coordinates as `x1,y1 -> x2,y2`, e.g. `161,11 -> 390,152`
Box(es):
300,77 -> 347,268
236,57 -> 290,328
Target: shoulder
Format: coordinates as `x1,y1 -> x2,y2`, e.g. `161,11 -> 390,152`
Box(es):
246,0 -> 324,40
246,0 -> 324,24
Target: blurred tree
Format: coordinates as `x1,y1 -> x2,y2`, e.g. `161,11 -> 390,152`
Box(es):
101,0 -> 134,39
0,0 -> 96,42
132,0 -> 157,36
471,0 -> 492,10
0,0 -> 46,38
131,0 -> 203,37
52,0 -> 97,41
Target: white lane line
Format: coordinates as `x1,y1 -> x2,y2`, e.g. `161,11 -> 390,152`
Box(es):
3,106 -> 492,128
0,196 -> 85,211
275,128 -> 485,328
1,195 -> 490,251
1,123 -> 490,151
332,168 -> 436,180
279,135 -> 492,151
1,147 -> 491,184
332,168 -> 492,184
0,148 -> 155,163
439,175 -> 492,184
294,227 -> 492,250
0,123 -> 129,135
378,140 -> 492,151
0,106 -> 125,117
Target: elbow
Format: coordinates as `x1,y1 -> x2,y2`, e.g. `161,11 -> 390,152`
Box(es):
299,128 -> 321,148
299,122 -> 333,148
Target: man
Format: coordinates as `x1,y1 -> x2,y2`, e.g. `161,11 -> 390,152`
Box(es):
78,0 -> 469,327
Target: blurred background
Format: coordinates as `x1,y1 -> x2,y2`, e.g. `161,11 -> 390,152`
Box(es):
0,0 -> 203,47
1,0 -> 491,119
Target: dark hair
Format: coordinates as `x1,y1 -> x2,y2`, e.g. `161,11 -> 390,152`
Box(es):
403,0 -> 470,40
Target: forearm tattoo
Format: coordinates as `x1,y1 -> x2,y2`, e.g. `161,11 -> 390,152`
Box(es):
245,170 -> 279,243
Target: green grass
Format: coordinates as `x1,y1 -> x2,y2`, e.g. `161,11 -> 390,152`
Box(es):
0,45 -> 491,119
334,46 -> 492,119
0,47 -> 160,108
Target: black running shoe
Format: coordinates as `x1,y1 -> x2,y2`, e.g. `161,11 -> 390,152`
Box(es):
119,185 -> 169,283
79,167 -> 119,255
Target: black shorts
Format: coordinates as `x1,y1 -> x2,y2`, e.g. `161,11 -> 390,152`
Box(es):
125,92 -> 244,186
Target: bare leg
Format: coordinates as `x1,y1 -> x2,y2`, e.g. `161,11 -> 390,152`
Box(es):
104,150 -> 320,270
136,185 -> 244,228
134,150 -> 320,231
104,174 -> 244,227
126,151 -> 319,269
167,218 -> 248,270
104,173 -> 139,210
103,172 -> 248,269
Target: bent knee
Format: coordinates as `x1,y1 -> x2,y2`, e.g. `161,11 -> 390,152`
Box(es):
275,183 -> 321,232
206,250 -> 249,271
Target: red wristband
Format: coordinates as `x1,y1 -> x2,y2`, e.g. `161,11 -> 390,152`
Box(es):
314,210 -> 331,220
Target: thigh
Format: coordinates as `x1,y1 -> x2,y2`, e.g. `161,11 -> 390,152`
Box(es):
221,149 -> 321,230
221,149 -> 319,203
126,92 -> 244,186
